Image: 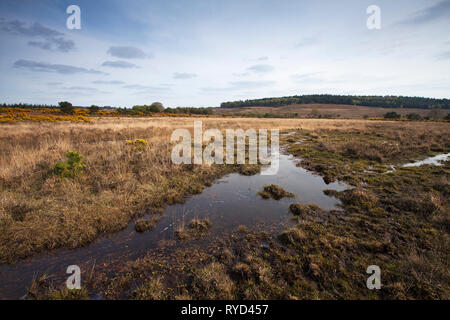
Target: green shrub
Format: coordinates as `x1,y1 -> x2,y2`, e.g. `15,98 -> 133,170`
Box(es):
407,113 -> 422,121
52,151 -> 86,178
384,112 -> 401,119
58,101 -> 74,114
89,105 -> 100,114
132,102 -> 165,114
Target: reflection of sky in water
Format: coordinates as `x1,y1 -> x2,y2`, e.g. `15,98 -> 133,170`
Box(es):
402,153 -> 450,167
386,153 -> 450,173
0,154 -> 347,299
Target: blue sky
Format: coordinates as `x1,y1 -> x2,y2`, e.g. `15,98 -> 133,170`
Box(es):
0,0 -> 449,107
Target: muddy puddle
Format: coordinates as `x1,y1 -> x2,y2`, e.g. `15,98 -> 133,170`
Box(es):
386,153 -> 450,173
0,152 -> 347,299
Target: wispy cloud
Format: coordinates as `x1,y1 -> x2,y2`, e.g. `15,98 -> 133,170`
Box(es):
244,56 -> 269,63
92,80 -> 125,85
28,37 -> 75,52
399,0 -> 450,25
101,60 -> 139,68
28,41 -> 52,50
173,72 -> 197,79
62,86 -> 98,92
246,64 -> 274,74
0,19 -> 60,37
14,60 -> 106,75
0,18 -> 75,52
107,46 -> 152,59
234,64 -> 274,77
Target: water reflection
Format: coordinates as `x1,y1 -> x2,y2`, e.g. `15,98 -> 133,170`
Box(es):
403,153 -> 450,167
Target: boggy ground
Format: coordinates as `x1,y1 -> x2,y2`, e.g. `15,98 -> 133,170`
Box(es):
0,118 -> 266,263
0,117 -> 420,263
25,120 -> 450,300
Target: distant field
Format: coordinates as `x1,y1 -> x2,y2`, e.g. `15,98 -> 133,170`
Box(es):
217,104 -> 448,119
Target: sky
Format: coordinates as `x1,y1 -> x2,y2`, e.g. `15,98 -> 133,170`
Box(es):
0,0 -> 449,108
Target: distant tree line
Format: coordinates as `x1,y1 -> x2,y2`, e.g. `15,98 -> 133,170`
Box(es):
164,107 -> 213,115
384,111 -> 450,120
115,104 -> 213,115
220,95 -> 450,110
1,102 -> 216,116
116,105 -> 213,115
233,112 -> 305,119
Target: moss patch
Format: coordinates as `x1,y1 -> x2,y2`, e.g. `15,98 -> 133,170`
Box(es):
258,184 -> 295,200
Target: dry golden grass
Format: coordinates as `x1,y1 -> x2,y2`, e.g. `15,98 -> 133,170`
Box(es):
0,117 -> 448,263
2,116 -> 446,176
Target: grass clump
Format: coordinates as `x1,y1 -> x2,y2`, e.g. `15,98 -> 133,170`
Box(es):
27,272 -> 90,300
189,218 -> 212,231
342,141 -> 384,162
238,164 -> 260,176
278,226 -> 308,246
289,203 -> 321,216
8,204 -> 32,222
52,151 -> 86,179
135,217 -> 160,233
47,288 -> 90,300
132,278 -> 165,300
175,218 -> 212,240
191,262 -> 235,299
339,188 -> 378,210
258,184 -> 295,200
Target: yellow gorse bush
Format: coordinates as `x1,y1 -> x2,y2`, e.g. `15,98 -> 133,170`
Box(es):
125,138 -> 149,150
0,106 -> 209,123
0,108 -> 92,123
